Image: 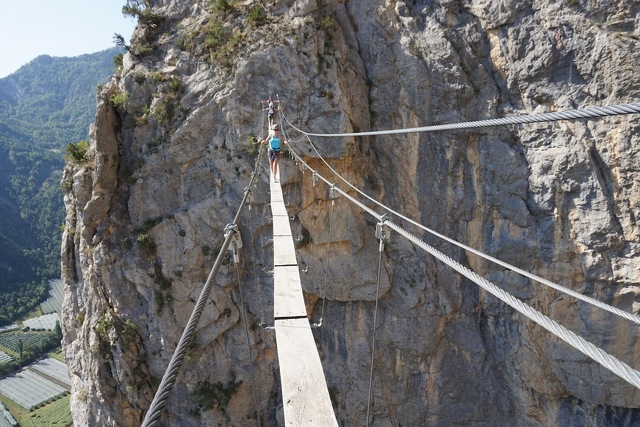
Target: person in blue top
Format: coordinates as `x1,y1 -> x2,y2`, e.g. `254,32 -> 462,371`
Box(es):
260,123 -> 288,182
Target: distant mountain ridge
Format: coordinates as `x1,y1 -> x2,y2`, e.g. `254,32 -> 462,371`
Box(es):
0,47 -> 121,303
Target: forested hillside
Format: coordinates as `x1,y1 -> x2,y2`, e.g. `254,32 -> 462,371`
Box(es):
0,47 -> 121,323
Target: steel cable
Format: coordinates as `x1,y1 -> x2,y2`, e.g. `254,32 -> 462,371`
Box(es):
234,257 -> 261,426
141,148 -> 264,426
388,221 -> 640,389
285,102 -> 640,137
279,106 -> 640,325
282,136 -> 640,390
366,227 -> 387,426
313,195 -> 335,327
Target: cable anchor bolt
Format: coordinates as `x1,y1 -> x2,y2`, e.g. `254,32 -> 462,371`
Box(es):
312,172 -> 318,187
375,215 -> 390,252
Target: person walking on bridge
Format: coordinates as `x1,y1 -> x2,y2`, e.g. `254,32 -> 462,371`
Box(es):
264,96 -> 278,127
261,123 -> 288,183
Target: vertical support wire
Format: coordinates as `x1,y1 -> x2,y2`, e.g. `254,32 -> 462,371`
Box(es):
252,105 -> 266,325
315,193 -> 335,327
366,232 -> 385,426
248,203 -> 266,326
234,258 -> 261,427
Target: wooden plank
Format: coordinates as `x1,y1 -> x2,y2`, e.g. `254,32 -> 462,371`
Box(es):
274,266 -> 307,318
270,187 -> 284,203
272,214 -> 291,236
271,200 -> 288,217
270,174 -> 337,426
275,318 -> 338,427
273,235 -> 297,266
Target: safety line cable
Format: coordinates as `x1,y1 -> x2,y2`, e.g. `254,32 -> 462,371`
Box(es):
366,227 -> 387,426
387,220 -> 640,389
283,144 -> 640,390
285,102 -> 640,137
234,255 -> 261,426
313,193 -> 335,327
248,200 -> 266,326
279,107 -> 640,325
141,148 -> 264,427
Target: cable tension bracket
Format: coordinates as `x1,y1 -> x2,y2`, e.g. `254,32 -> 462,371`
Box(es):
224,223 -> 243,263
375,215 -> 391,252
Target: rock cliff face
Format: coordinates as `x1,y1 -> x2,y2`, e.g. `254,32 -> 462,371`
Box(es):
61,0 -> 640,425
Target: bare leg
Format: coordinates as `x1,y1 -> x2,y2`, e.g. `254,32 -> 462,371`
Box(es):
274,159 -> 280,182
269,159 -> 276,181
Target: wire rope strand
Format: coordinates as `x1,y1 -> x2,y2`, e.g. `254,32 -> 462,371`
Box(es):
141,226 -> 239,427
248,194 -> 266,326
387,220 -> 640,390
281,132 -> 640,390
366,235 -> 385,426
142,132 -> 264,427
235,259 -> 261,427
279,109 -> 640,325
253,107 -> 267,325
318,196 -> 335,325
284,102 -> 640,137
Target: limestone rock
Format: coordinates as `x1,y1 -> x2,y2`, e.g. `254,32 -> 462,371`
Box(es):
61,0 -> 640,425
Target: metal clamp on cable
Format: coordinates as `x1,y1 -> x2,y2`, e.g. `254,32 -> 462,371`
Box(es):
225,224 -> 243,264
329,185 -> 338,200
245,185 -> 253,205
375,215 -> 390,252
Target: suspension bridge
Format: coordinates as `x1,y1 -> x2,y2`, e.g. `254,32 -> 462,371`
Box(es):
141,100 -> 640,426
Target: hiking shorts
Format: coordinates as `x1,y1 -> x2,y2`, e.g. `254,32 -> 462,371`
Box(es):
268,149 -> 280,161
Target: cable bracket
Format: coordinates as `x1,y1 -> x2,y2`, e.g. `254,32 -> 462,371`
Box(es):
375,215 -> 390,252
225,224 -> 242,263
329,185 -> 338,200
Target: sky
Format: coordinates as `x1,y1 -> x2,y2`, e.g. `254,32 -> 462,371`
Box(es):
0,0 -> 138,78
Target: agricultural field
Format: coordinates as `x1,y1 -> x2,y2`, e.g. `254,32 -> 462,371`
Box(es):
23,313 -> 60,331
0,353 -> 11,365
29,358 -> 70,388
40,280 -> 64,315
0,394 -> 70,427
0,370 -> 68,411
0,331 -> 56,354
0,327 -> 17,334
0,401 -> 17,426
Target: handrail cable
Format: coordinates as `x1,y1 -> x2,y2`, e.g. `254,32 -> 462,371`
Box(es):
279,106 -> 640,326
276,103 -> 336,328
283,140 -> 640,390
141,147 -> 264,427
284,102 -> 640,137
387,220 -> 640,389
236,102 -> 264,423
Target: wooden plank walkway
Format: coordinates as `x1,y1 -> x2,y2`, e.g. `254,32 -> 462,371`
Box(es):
269,174 -> 338,427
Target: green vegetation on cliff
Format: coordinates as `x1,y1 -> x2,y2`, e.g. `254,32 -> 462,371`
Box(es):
0,47 -> 122,322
